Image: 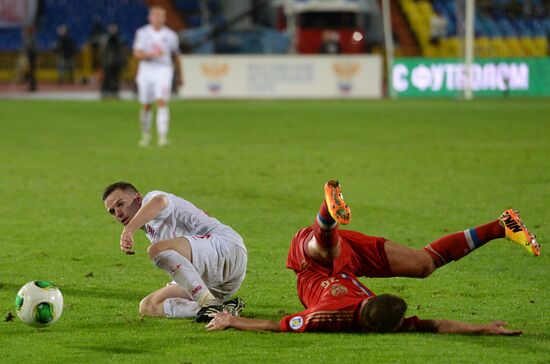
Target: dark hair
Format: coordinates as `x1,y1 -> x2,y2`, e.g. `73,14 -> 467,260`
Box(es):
360,294 -> 407,333
102,182 -> 138,201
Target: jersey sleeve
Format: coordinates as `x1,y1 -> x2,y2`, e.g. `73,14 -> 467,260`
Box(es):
281,313 -> 421,333
133,28 -> 145,51
280,308 -> 357,333
171,31 -> 180,55
143,190 -> 173,222
280,312 -> 307,333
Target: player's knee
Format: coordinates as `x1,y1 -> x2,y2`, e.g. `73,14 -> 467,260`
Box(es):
147,240 -> 173,260
417,266 -> 433,278
139,296 -> 164,317
147,244 -> 157,260
147,243 -> 165,260
417,256 -> 436,278
139,297 -> 153,316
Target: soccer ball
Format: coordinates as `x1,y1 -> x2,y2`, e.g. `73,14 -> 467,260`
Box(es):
15,280 -> 64,327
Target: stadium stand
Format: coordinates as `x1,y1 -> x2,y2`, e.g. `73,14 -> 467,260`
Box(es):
0,0 -> 148,83
399,0 -> 549,57
0,0 -> 148,51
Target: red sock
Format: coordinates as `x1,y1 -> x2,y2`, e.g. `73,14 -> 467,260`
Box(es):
313,201 -> 338,250
313,219 -> 339,250
424,220 -> 504,267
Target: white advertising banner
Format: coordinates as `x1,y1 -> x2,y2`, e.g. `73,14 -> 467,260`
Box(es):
179,55 -> 382,99
0,0 -> 38,27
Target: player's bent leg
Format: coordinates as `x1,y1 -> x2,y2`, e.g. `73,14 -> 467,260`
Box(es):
140,285 -> 200,318
191,230 -> 248,322
148,238 -> 218,308
139,285 -> 185,316
308,180 -> 351,265
384,241 -> 436,278
147,237 -> 192,262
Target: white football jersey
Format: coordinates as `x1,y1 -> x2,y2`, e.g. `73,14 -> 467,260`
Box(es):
133,25 -> 179,76
142,190 -> 222,243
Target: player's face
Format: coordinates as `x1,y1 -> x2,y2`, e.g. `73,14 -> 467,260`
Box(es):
104,189 -> 142,226
149,8 -> 166,29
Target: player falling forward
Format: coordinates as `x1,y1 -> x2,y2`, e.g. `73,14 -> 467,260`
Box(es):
103,182 -> 247,322
206,180 -> 540,334
133,6 -> 183,147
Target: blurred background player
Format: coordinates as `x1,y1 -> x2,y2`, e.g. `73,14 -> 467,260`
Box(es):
206,180 -> 540,333
22,25 -> 37,91
133,6 -> 183,147
54,24 -> 76,84
102,182 -> 247,322
100,23 -> 125,99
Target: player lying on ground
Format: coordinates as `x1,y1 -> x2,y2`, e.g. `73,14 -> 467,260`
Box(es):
103,182 -> 247,322
206,180 -> 540,334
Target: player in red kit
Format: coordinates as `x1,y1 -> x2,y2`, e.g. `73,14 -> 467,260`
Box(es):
206,180 -> 540,334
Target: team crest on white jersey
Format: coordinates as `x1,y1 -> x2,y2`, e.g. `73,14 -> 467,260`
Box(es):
145,224 -> 156,239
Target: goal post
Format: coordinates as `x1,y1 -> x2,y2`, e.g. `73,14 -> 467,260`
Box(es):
381,0 -> 395,99
464,0 -> 475,100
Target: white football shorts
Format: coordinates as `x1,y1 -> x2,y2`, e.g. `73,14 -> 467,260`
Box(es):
136,69 -> 173,104
185,225 -> 247,300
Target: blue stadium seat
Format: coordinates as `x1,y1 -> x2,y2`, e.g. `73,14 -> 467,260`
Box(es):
0,0 -> 148,51
0,28 -> 22,50
497,17 -> 517,37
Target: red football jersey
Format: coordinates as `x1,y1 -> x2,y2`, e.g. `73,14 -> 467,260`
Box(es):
279,272 -> 420,333
281,226 -> 420,333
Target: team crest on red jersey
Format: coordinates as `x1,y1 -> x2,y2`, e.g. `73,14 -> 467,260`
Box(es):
289,316 -> 303,330
330,284 -> 348,297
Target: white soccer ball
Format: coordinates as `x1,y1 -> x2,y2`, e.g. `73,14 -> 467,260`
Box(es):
15,280 -> 64,327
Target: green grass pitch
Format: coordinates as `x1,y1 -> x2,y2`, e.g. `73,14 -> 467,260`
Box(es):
0,98 -> 549,363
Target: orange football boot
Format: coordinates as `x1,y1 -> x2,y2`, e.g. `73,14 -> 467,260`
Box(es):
499,209 -> 541,256
324,180 -> 351,225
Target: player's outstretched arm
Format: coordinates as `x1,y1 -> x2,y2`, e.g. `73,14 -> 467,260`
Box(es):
417,319 -> 522,336
206,311 -> 281,332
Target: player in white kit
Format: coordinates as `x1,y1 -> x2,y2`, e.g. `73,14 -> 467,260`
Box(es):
102,182 -> 247,322
133,6 -> 183,147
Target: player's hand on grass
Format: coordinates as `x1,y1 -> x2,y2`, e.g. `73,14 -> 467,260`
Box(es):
482,321 -> 522,336
205,310 -> 231,331
120,229 -> 135,255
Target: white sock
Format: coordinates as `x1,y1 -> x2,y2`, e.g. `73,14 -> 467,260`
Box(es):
156,106 -> 169,140
140,108 -> 152,135
163,298 -> 201,318
153,250 -> 217,306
